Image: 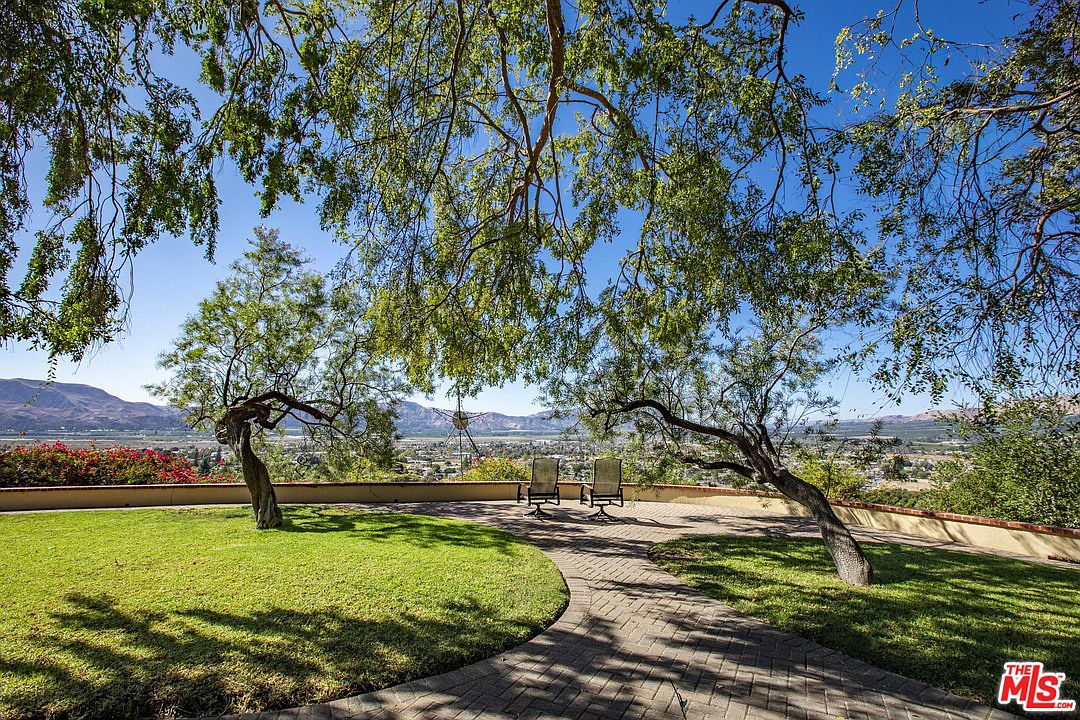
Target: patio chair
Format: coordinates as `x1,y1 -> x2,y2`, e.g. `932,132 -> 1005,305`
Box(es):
517,458 -> 561,517
580,458 -> 623,521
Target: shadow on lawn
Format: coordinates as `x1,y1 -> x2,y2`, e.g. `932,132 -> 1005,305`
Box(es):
0,588 -> 546,720
277,505 -> 522,554
652,536 -> 1080,711
0,507 -> 561,720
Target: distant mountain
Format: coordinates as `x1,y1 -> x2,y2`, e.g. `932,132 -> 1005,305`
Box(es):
0,378 -> 184,432
393,400 -> 577,435
0,379 -> 577,435
3,378 -> 994,438
860,410 -> 969,424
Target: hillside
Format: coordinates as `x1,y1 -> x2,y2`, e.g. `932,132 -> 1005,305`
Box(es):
0,380 -> 575,435
1,378 -> 985,439
0,379 -> 184,432
393,400 -> 575,435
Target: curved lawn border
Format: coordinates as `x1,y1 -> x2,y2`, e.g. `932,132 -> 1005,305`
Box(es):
3,482 -> 1077,561
0,506 -> 570,720
2,481 -> 1077,536
647,534 -> 1080,711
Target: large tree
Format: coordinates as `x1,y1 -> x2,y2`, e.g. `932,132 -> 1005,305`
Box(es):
7,2 -> 1072,388
150,227 -> 400,528
175,0 -> 889,582
563,211 -> 886,585
8,0 -> 1074,581
53,0 -> 879,580
835,0 -> 1079,400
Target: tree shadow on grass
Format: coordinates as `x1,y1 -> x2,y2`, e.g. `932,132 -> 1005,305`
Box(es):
0,505 -> 565,719
652,535 -> 1080,713
0,588 -> 553,720
276,506 -> 522,555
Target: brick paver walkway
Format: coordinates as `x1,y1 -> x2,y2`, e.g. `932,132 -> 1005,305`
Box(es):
208,500 -> 1025,720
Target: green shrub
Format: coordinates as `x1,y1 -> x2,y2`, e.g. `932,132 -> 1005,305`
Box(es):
922,398 -> 1080,528
616,447 -> 700,487
320,446 -> 408,482
793,454 -> 868,500
855,485 -> 926,508
461,457 -> 529,483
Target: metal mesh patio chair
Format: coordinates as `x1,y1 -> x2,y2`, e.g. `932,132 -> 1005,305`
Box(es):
580,458 -> 624,521
517,458 -> 561,517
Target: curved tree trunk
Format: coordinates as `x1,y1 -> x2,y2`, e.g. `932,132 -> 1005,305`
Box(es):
237,423 -> 282,529
216,414 -> 283,530
773,469 -> 874,586
601,398 -> 874,586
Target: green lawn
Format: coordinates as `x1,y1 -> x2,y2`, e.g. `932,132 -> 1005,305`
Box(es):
0,507 -> 567,720
651,536 -> 1079,710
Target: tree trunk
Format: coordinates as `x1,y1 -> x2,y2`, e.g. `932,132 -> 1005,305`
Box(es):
214,416 -> 284,530
602,397 -> 874,585
236,423 -> 282,529
773,469 -> 874,586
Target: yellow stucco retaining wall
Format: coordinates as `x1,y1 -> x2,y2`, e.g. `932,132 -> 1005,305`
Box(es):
624,484 -> 1080,561
2,481 -> 1078,561
0,481 -> 520,511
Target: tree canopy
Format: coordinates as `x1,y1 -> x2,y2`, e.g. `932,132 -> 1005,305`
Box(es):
6,0 -> 1077,575
2,0 -> 220,358
7,1 -> 1074,402
150,227 -> 400,527
837,0 -> 1079,400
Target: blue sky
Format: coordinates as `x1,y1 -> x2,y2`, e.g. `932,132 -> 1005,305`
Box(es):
0,0 -> 1022,416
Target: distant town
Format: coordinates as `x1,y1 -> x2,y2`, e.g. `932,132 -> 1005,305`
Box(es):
0,378 -> 966,492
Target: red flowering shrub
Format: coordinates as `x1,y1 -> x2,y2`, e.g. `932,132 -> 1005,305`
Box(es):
0,443 -> 238,487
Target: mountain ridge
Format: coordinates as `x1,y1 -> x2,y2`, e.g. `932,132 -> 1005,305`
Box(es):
0,379 -> 576,435
0,378 -> 186,432
0,378 -> 959,435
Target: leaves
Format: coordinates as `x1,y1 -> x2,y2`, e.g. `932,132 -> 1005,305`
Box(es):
149,226 -> 402,462
1,0 -> 220,359
836,0 -> 1080,399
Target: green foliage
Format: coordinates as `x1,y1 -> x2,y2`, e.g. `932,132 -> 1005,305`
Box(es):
249,441 -> 307,484
462,457 -> 528,484
881,453 -> 910,484
614,439 -> 698,487
922,398 -> 1080,528
793,454 -> 868,500
790,419 -> 895,499
151,227 -> 328,428
6,0 -> 1072,420
836,0 -> 1080,399
855,485 -> 926,509
142,0 -> 887,405
320,447 -> 408,483
0,506 -> 567,719
149,227 -> 401,468
2,1 -> 220,359
653,535 -> 1080,707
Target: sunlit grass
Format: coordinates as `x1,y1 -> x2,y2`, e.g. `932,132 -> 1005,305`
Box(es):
651,536 -> 1079,710
0,506 -> 567,719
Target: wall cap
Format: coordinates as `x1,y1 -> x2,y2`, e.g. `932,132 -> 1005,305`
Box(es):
2,480 -> 1077,539
0,480 -> 523,493
625,483 -> 1080,539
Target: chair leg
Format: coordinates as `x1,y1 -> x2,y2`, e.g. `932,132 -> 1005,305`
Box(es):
587,505 -> 619,521
524,504 -> 549,518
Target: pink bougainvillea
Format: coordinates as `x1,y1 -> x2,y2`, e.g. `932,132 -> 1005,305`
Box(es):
0,443 -> 238,487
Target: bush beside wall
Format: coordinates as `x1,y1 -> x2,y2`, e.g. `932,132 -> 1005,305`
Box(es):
0,443 -> 236,487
